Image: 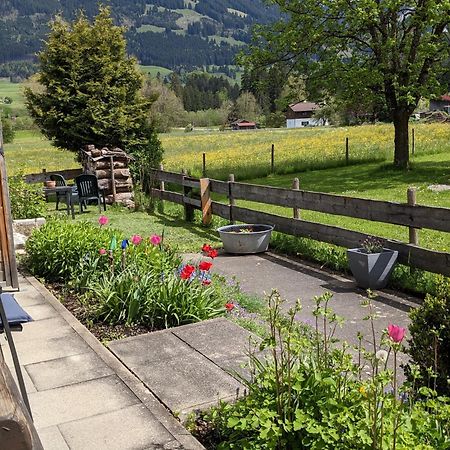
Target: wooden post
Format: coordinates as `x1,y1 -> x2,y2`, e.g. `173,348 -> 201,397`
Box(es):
271,144 -> 275,173
202,152 -> 206,177
407,187 -> 419,245
345,137 -> 349,165
412,128 -> 415,156
292,178 -> 300,219
158,163 -> 165,213
228,173 -> 235,224
109,156 -> 116,204
0,122 -> 18,288
182,169 -> 194,222
200,178 -> 212,225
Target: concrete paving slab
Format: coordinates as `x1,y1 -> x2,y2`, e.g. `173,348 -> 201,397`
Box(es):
25,352 -> 114,391
37,426 -> 70,450
1,330 -> 90,366
172,318 -> 256,363
29,374 -> 140,429
1,361 -> 37,393
11,316 -> 73,344
109,331 -> 189,367
59,404 -> 177,450
23,303 -> 59,321
110,332 -> 242,414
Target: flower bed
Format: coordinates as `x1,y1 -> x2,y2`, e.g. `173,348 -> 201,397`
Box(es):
188,291 -> 450,449
24,216 -> 234,335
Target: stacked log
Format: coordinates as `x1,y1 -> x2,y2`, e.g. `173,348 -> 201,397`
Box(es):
81,145 -> 134,207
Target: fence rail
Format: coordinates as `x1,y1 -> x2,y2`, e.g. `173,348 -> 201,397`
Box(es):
24,168 -> 83,184
151,168 -> 450,277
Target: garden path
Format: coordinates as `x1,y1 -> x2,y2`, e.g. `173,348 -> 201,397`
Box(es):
0,274 -> 204,450
208,251 -> 418,349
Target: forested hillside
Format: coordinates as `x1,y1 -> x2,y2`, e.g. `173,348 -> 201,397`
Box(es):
0,0 -> 279,77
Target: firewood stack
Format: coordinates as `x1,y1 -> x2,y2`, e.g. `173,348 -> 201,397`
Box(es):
81,145 -> 134,207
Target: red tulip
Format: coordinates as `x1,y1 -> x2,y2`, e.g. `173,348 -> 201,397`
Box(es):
199,261 -> 213,271
225,302 -> 234,312
208,249 -> 218,259
387,324 -> 406,343
202,244 -> 212,253
180,265 -> 195,280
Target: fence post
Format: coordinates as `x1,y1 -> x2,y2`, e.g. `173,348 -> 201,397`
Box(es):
200,178 -> 212,225
292,177 -> 300,219
271,144 -> 275,173
412,128 -> 415,156
345,137 -> 349,165
158,163 -> 165,213
228,173 -> 235,224
182,168 -> 194,222
407,187 -> 419,245
202,153 -> 206,177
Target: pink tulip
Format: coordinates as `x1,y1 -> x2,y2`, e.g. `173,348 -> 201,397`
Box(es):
131,234 -> 143,245
98,215 -> 109,226
150,234 -> 162,245
99,248 -> 107,255
387,324 -> 406,343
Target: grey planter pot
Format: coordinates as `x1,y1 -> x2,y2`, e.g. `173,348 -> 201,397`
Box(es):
217,224 -> 274,254
347,248 -> 398,289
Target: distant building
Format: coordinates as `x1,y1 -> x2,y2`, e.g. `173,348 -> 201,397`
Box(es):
286,102 -> 327,128
231,119 -> 257,130
430,95 -> 450,114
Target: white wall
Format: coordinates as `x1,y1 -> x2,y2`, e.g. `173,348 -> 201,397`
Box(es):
286,118 -> 326,128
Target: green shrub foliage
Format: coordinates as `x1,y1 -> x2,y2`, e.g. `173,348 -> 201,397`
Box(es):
8,172 -> 46,219
25,218 -> 224,328
191,291 -> 450,449
408,276 -> 450,396
25,219 -> 116,281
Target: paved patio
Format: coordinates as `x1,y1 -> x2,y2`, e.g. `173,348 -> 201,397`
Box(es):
1,275 -> 204,450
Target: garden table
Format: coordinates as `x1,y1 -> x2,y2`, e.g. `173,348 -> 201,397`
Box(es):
43,185 -> 77,219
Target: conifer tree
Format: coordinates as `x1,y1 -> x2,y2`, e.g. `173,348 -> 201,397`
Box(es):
25,6 -> 162,172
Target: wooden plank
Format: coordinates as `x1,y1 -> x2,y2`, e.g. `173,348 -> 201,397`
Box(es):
0,153 -> 18,288
24,168 -> 82,184
150,169 -> 183,185
212,203 -> 450,276
0,358 -> 43,449
151,189 -> 201,209
209,179 -> 229,195
183,177 -> 200,189
200,178 -> 212,225
229,182 -> 450,232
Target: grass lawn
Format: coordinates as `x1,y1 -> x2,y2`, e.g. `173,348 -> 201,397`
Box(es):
161,122 -> 450,180
4,130 -> 79,176
139,65 -> 172,77
7,123 -> 450,255
236,151 -> 450,252
47,202 -> 221,253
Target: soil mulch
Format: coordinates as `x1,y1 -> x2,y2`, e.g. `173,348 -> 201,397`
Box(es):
46,282 -> 153,343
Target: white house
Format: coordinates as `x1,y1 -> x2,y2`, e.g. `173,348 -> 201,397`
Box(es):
286,101 -> 327,128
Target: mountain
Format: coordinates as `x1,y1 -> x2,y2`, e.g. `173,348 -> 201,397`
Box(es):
0,0 -> 279,76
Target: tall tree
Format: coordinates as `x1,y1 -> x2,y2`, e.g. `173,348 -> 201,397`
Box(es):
25,6 -> 162,173
242,0 -> 450,168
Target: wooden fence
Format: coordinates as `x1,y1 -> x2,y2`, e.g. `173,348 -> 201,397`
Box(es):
151,167 -> 450,277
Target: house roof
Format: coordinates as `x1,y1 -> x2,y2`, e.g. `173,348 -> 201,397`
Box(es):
231,120 -> 256,127
441,95 -> 450,102
288,102 -> 320,112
